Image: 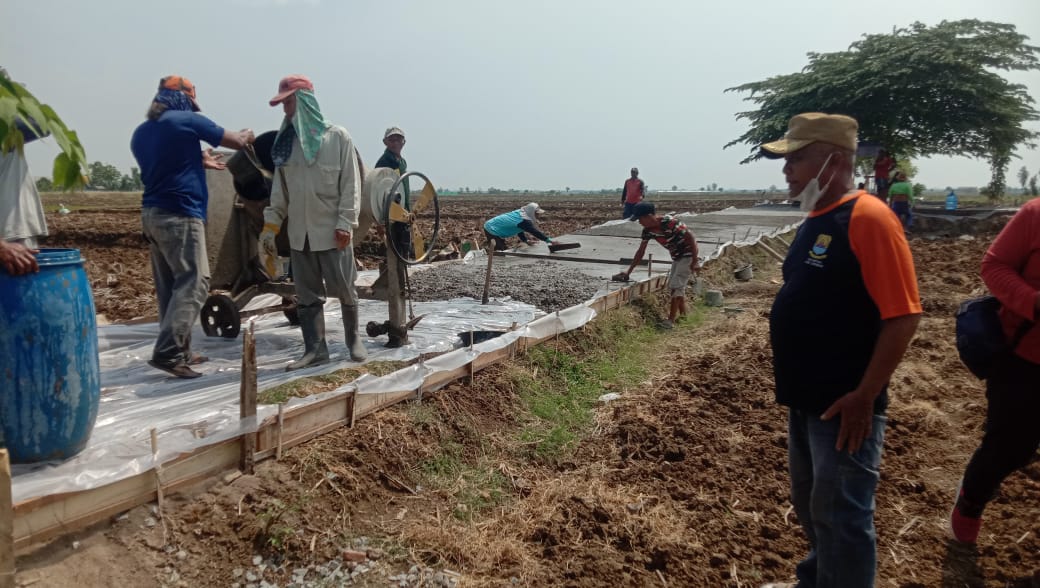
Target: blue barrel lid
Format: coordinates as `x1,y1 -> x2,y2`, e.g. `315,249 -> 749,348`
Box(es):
35,248 -> 83,267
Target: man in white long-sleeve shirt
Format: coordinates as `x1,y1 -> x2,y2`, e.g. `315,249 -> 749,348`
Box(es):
259,75 -> 367,369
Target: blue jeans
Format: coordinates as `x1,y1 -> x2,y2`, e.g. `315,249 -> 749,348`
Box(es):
141,207 -> 210,365
788,408 -> 886,588
622,201 -> 636,219
891,201 -> 912,229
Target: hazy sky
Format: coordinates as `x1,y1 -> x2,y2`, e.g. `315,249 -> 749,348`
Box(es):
4,0 -> 1039,192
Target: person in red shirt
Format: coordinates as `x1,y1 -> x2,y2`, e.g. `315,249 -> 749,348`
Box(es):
950,198 -> 1040,544
873,149 -> 895,202
621,167 -> 646,219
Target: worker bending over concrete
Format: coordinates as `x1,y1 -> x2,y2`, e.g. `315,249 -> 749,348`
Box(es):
483,203 -> 552,251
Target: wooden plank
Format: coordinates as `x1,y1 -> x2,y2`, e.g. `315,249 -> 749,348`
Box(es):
240,324 -> 257,473
13,439 -> 239,549
0,450 -> 14,588
756,240 -> 786,262
255,393 -> 350,456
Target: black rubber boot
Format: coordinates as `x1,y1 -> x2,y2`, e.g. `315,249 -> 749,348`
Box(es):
342,305 -> 368,361
287,304 -> 330,371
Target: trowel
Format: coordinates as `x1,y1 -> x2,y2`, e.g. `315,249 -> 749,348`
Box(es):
548,242 -> 581,253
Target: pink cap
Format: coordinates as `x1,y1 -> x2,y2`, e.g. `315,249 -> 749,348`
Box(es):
269,74 -> 314,106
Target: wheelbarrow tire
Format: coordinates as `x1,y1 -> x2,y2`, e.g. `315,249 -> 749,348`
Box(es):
200,294 -> 241,339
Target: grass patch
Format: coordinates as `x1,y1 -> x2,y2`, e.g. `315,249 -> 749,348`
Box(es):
511,304 -> 704,460
418,441 -> 508,521
258,360 -> 408,405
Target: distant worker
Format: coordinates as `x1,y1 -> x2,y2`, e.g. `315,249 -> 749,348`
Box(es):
131,75 -> 255,379
621,167 -> 646,219
888,170 -> 914,229
759,113 -> 921,588
950,197 -> 1040,545
0,87 -> 48,277
259,74 -> 367,370
946,188 -> 959,211
375,126 -> 411,258
873,148 -> 895,202
616,202 -> 699,329
375,127 -> 407,177
483,203 -> 552,251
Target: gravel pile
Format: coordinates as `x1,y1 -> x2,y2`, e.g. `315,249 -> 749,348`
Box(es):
408,258 -> 603,312
214,542 -> 460,588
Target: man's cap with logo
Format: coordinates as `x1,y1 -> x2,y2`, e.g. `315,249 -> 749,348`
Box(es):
759,113 -> 858,159
160,75 -> 200,111
384,127 -> 406,139
627,201 -> 655,221
269,74 -> 315,106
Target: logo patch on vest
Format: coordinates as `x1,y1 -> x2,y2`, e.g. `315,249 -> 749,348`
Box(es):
809,234 -> 832,260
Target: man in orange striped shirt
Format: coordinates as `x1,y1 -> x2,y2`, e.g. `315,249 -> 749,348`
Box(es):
759,113 -> 922,588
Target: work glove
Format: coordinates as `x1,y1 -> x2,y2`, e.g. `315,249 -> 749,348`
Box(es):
259,223 -> 279,278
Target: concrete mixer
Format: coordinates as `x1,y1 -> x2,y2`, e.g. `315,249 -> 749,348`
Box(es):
201,130 -> 440,347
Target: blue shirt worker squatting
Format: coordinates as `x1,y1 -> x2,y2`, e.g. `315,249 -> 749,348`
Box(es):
483,203 -> 553,251
615,202 -> 700,329
131,75 -> 255,379
757,112 -> 922,588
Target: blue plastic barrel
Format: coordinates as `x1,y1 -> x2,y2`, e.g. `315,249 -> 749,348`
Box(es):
0,248 -> 101,463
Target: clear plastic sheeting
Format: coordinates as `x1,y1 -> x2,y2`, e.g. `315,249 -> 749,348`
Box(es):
281,303 -> 600,415
12,205 -> 804,507
11,297 -> 537,503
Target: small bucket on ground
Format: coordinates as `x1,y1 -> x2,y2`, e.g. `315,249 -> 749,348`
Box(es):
734,264 -> 753,281
704,289 -> 724,307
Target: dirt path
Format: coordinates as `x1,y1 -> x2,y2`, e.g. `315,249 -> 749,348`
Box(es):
17,224 -> 1040,587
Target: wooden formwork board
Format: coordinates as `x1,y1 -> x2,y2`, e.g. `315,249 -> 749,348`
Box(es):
13,439 -> 241,550
9,276 -> 669,551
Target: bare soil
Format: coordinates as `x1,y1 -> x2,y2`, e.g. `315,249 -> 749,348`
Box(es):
16,196 -> 1040,587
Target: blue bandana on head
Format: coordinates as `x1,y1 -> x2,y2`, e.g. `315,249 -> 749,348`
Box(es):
153,88 -> 195,112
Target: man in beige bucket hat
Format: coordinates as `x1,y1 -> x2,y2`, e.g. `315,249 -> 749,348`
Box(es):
760,113 -> 922,588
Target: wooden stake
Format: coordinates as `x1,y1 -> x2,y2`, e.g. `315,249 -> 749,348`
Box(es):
149,428 -> 164,511
647,253 -> 653,277
347,389 -> 357,428
756,241 -> 786,263
239,322 -> 257,474
481,239 -> 494,305
275,404 -> 285,461
0,449 -> 14,588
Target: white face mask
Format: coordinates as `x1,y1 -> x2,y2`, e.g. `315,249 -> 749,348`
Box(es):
793,153 -> 835,212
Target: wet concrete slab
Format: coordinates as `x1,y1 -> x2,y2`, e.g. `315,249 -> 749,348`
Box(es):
491,204 -> 804,279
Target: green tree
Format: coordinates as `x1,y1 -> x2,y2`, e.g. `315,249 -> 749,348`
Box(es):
725,20 -> 1040,199
1018,165 -> 1030,191
1030,173 -> 1039,197
1,70 -> 88,190
87,161 -> 123,190
35,176 -> 53,192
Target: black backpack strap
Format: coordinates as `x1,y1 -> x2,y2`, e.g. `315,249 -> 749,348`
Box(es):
1010,317 -> 1036,350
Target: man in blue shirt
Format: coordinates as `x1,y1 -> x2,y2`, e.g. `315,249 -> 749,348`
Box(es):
131,75 -> 254,378
483,203 -> 553,251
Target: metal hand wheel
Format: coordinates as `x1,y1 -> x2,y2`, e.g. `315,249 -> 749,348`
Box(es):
385,171 -> 440,265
